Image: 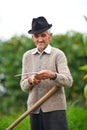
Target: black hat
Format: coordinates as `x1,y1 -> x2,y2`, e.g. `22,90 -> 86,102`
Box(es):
28,16 -> 52,34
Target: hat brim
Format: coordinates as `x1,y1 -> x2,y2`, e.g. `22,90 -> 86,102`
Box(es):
28,24 -> 52,34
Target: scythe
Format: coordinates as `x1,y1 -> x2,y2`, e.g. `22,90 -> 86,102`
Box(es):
6,86 -> 58,130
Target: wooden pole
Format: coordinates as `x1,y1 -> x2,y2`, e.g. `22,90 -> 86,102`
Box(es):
6,86 -> 58,130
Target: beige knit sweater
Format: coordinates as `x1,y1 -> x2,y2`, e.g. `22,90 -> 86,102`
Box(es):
20,46 -> 73,113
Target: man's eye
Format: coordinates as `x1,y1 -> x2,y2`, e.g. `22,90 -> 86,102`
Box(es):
41,34 -> 46,37
34,35 -> 38,38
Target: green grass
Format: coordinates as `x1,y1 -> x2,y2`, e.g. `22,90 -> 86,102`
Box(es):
0,113 -> 30,130
67,106 -> 87,130
0,106 -> 87,130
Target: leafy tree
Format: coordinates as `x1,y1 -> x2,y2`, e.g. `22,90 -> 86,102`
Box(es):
0,35 -> 35,111
0,31 -> 87,112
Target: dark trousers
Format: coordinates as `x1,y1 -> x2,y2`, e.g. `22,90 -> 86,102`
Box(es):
30,109 -> 68,130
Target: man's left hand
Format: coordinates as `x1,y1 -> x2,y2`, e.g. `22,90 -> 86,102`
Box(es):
35,70 -> 55,80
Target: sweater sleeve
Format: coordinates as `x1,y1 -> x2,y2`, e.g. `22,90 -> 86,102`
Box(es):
20,78 -> 33,92
54,51 -> 73,87
20,52 -> 33,92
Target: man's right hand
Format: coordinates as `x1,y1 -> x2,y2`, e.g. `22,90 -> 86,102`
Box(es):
28,75 -> 41,86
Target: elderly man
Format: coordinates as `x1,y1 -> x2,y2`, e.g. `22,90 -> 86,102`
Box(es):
20,16 -> 73,130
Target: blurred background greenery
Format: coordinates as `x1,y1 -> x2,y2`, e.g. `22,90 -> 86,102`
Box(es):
0,30 -> 87,130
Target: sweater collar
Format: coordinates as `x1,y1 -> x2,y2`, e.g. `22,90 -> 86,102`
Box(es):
32,45 -> 52,54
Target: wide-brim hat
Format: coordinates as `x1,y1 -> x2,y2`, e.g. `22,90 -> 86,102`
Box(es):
28,16 -> 52,34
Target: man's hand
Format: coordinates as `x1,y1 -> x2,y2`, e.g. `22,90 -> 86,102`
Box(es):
35,70 -> 56,80
28,75 -> 41,86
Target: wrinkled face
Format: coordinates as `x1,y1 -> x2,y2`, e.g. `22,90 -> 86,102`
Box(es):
32,31 -> 53,52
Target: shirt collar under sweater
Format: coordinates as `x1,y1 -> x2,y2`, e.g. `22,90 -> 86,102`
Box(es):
32,45 -> 52,55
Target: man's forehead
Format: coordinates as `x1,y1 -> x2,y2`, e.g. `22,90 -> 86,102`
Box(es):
33,31 -> 48,36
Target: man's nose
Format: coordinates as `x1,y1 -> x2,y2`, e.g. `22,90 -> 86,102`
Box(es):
38,36 -> 43,42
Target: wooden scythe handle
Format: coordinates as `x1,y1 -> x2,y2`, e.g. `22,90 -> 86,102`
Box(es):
6,86 -> 58,130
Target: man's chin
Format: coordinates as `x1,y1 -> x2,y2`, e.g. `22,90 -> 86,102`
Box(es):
37,46 -> 45,52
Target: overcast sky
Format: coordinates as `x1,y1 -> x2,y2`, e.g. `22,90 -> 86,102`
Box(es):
0,0 -> 87,40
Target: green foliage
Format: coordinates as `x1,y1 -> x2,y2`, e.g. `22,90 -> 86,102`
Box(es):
84,84 -> 87,100
79,65 -> 87,71
50,31 -> 86,100
0,35 -> 35,88
84,15 -> 87,21
0,106 -> 87,130
67,107 -> 87,130
0,31 -> 87,111
0,35 -> 35,112
79,17 -> 87,103
83,34 -> 87,56
0,111 -> 30,130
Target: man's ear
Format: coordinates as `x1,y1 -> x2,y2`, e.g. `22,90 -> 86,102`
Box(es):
32,35 -> 34,41
49,33 -> 53,41
32,35 -> 33,39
